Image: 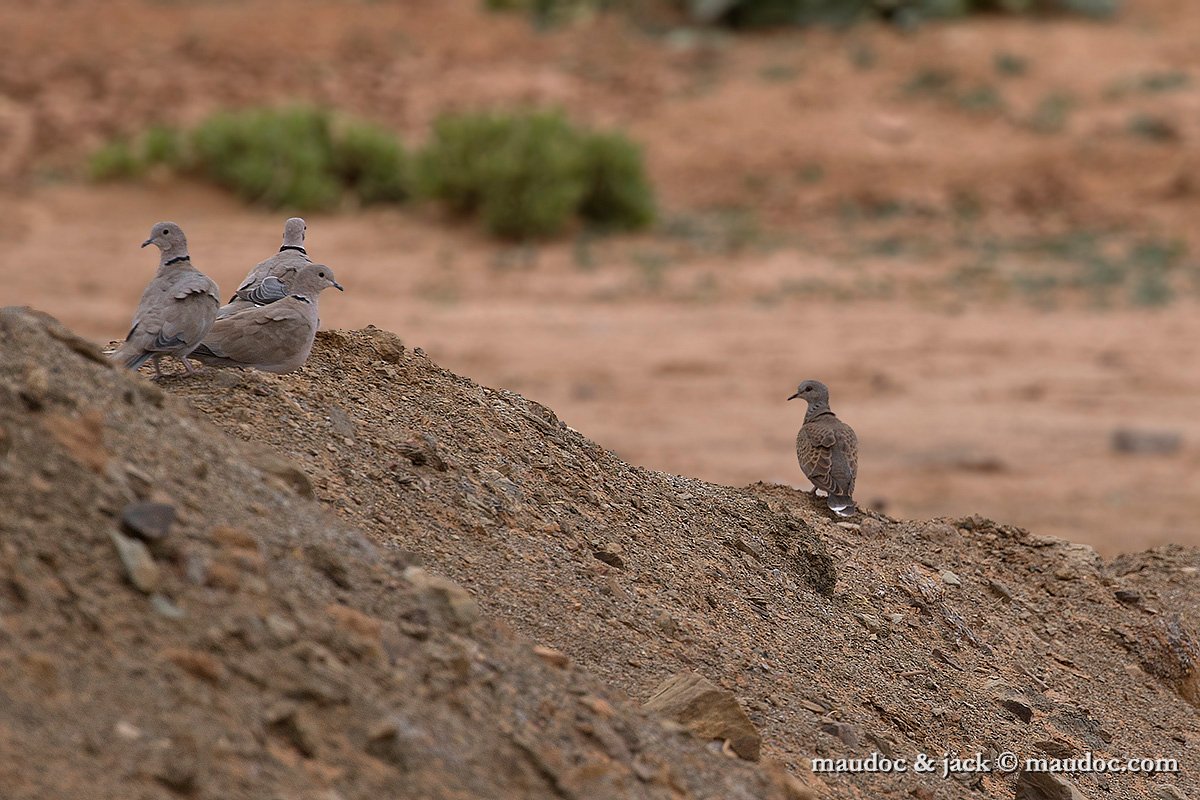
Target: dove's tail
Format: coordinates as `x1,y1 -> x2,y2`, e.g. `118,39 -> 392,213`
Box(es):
109,347 -> 153,371
827,495 -> 856,517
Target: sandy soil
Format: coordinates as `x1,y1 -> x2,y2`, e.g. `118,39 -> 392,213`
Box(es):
3,0 -> 1200,554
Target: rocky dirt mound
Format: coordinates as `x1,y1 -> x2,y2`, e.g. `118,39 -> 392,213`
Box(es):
158,326 -> 1200,800
0,307 -> 812,800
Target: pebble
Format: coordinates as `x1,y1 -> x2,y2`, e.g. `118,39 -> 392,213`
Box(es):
532,645 -> 570,669
120,501 -> 175,542
109,530 -> 160,593
1015,768 -> 1089,800
999,696 -> 1034,723
149,594 -> 185,620
941,571 -> 961,587
593,542 -> 625,569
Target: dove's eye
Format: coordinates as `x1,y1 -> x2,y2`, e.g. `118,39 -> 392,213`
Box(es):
161,229 -> 169,235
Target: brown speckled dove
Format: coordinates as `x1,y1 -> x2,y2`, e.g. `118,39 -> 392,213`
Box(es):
192,263 -> 343,373
218,217 -> 312,319
109,221 -> 220,378
789,380 -> 858,516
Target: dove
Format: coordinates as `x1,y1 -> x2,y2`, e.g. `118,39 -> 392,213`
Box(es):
191,263 -> 343,373
789,380 -> 858,516
109,222 -> 220,378
218,217 -> 312,318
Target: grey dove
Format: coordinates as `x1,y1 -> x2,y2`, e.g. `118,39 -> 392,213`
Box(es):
192,263 -> 343,373
109,221 -> 220,378
789,380 -> 858,516
218,217 -> 312,319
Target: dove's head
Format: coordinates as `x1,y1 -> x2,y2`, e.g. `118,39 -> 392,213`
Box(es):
787,379 -> 829,406
282,217 -> 307,247
142,222 -> 188,261
291,263 -> 343,298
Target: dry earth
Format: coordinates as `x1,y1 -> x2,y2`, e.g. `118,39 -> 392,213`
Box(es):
2,2 -> 1200,554
3,307 -> 1199,799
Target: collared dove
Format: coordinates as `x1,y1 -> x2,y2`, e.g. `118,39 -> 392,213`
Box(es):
192,263 -> 343,373
109,221 -> 220,378
788,380 -> 858,516
218,217 -> 312,319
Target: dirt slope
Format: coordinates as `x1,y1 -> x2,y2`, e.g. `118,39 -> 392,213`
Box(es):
1,307 -> 1197,799
157,325 -> 1200,799
0,306 -> 809,800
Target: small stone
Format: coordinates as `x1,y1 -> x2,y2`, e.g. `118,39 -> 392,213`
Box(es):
265,614 -> 300,644
1154,785 -> 1190,800
114,720 -> 142,740
1033,739 -> 1076,759
149,594 -> 185,620
941,571 -> 961,587
249,452 -> 315,498
109,530 -> 160,593
120,501 -> 175,542
211,525 -> 258,550
161,648 -> 225,684
403,567 -> 479,630
1000,696 -> 1034,723
153,740 -> 199,793
644,670 -> 761,761
1114,589 -> 1142,606
987,579 -> 1015,601
593,542 -> 625,569
655,611 -> 679,637
819,721 -> 860,748
367,719 -> 399,743
1015,768 -> 1089,800
264,701 -> 318,758
532,645 -> 570,669
20,365 -> 50,409
580,695 -> 615,718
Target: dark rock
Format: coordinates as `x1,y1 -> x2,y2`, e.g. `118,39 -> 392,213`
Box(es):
1114,589 -> 1142,606
120,501 -> 175,542
1000,696 -> 1034,723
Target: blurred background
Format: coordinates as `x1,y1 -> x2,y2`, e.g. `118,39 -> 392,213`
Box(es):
1,0 -> 1197,555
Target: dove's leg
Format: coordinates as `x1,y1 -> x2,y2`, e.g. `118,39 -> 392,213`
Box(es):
178,356 -> 196,376
151,355 -> 164,379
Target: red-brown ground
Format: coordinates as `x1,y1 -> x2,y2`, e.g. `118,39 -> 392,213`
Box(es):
2,0 -> 1200,554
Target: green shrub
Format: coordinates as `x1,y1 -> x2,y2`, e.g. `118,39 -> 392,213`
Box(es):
334,120 -> 411,204
701,0 -> 1117,25
88,139 -> 143,181
477,112 -> 587,238
141,125 -> 184,167
418,110 -> 654,238
190,107 -> 342,210
490,0 -> 1120,26
577,132 -> 656,230
416,113 -> 514,214
86,106 -> 654,239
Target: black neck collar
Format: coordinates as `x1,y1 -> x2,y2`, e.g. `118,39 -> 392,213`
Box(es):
292,294 -> 312,304
163,255 -> 190,266
279,244 -> 307,254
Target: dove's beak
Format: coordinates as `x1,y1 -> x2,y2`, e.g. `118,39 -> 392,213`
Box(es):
787,392 -> 800,401
333,281 -> 344,292
141,238 -> 152,248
